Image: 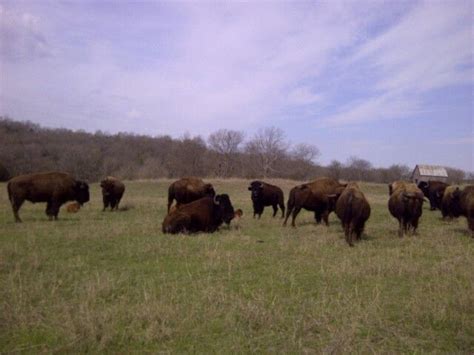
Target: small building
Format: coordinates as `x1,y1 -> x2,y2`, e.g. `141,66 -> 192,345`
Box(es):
411,164 -> 448,184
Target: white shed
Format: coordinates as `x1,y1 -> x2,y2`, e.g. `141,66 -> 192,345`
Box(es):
411,165 -> 448,184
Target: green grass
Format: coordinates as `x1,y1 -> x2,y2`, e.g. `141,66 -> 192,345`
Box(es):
1,179 -> 473,353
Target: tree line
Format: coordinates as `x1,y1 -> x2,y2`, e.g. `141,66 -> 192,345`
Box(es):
0,117 -> 469,184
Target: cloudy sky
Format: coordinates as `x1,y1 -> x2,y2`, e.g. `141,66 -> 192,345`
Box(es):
1,0 -> 473,170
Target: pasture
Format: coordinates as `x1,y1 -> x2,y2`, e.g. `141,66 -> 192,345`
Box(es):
0,179 -> 473,353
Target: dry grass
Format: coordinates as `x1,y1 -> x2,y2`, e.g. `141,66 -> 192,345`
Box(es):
0,179 -> 473,353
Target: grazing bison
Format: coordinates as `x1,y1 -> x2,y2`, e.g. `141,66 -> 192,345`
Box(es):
248,180 -> 285,218
283,177 -> 346,227
167,177 -> 215,213
388,180 -> 410,196
7,172 -> 89,222
162,194 -> 235,234
388,182 -> 424,237
335,182 -> 371,247
418,180 -> 449,211
66,202 -> 81,213
447,185 -> 474,237
100,176 -> 125,211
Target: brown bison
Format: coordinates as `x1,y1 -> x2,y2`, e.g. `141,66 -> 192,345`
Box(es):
162,194 -> 235,234
335,182 -> 371,247
100,176 -> 125,211
167,177 -> 215,213
440,185 -> 460,219
66,202 -> 81,213
7,172 -> 90,222
446,185 -> 474,237
283,177 -> 346,227
388,182 -> 424,237
248,180 -> 285,218
388,180 -> 410,196
418,180 -> 449,210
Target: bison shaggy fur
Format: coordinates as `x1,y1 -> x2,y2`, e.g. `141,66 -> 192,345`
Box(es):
167,177 -> 215,213
418,180 -> 449,211
100,176 -> 125,211
448,185 -> 474,237
248,180 -> 285,218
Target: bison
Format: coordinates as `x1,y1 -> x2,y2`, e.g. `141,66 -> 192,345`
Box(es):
100,176 -> 125,211
7,172 -> 89,222
418,180 -> 449,211
388,182 -> 424,237
66,202 -> 81,213
248,180 -> 285,218
446,185 -> 474,237
388,180 -> 410,196
162,194 -> 235,234
335,182 -> 371,247
283,177 -> 346,227
167,177 -> 215,213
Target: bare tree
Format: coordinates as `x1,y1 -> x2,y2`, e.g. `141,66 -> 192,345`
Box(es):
291,143 -> 320,163
327,160 -> 343,180
245,127 -> 289,177
208,129 -> 244,177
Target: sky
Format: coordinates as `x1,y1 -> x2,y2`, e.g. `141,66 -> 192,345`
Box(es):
0,0 -> 473,171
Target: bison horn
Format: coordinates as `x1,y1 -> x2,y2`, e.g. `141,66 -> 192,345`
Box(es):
213,196 -> 220,205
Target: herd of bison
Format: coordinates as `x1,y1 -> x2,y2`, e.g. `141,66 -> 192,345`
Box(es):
4,172 -> 474,246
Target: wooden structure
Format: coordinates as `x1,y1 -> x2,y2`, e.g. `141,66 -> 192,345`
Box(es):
411,164 -> 448,184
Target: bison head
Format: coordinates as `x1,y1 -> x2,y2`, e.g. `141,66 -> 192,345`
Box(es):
214,194 -> 235,225
74,181 -> 90,205
248,181 -> 264,201
204,184 -> 216,197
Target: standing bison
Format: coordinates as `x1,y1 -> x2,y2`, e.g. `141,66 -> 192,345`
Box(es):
167,177 -> 215,212
162,194 -> 235,234
248,180 -> 285,218
441,185 -> 459,219
335,182 -> 371,247
7,172 -> 89,222
446,185 -> 474,237
418,180 -> 449,211
100,176 -> 125,211
388,182 -> 424,237
283,177 -> 346,227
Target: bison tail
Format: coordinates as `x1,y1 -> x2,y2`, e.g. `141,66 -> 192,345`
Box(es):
343,192 -> 354,225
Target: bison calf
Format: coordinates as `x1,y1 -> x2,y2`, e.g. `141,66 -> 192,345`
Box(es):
66,202 -> 81,213
335,182 -> 371,247
7,172 -> 89,222
100,176 -> 125,211
248,180 -> 285,218
388,183 -> 424,237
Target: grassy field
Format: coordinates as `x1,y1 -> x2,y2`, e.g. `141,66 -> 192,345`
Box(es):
1,179 -> 473,353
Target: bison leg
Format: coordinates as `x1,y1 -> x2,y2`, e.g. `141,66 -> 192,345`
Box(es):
10,197 -> 24,223
272,204 -> 278,217
290,207 -> 301,227
322,211 -> 330,226
279,203 -> 285,218
283,208 -> 292,226
314,212 -> 322,224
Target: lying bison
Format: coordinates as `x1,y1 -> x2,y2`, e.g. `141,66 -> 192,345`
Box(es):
100,176 -> 125,211
167,177 -> 215,213
7,172 -> 89,222
283,177 -> 346,227
446,185 -> 474,237
162,194 -> 235,234
248,180 -> 285,218
335,182 -> 371,247
388,182 -> 424,237
418,180 -> 449,211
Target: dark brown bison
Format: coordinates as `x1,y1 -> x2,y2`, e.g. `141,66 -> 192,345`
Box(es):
248,180 -> 285,218
7,172 -> 90,222
283,177 -> 346,227
418,180 -> 449,210
440,185 -> 459,219
162,194 -> 235,234
100,176 -> 125,211
66,202 -> 81,213
388,180 -> 410,196
447,185 -> 474,237
388,182 -> 424,237
335,182 -> 371,247
167,177 -> 215,213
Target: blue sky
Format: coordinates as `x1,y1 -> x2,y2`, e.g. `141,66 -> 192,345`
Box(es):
1,0 -> 473,171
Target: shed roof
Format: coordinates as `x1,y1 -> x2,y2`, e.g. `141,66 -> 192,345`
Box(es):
413,165 -> 448,177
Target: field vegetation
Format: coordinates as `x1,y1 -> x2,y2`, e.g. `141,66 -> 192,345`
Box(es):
1,179 -> 473,352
